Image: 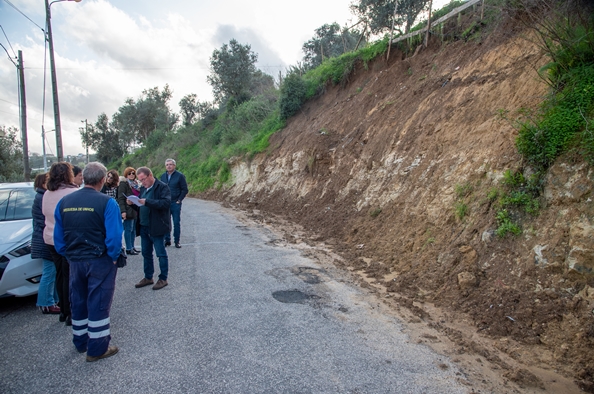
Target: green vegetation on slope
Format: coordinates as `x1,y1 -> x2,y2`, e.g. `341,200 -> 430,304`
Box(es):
493,2 -> 594,237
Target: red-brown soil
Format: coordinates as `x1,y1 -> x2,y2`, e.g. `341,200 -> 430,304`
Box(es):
201,6 -> 594,393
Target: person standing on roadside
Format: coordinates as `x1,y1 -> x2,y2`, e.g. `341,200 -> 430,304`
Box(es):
160,159 -> 188,248
54,162 -> 123,361
118,167 -> 140,255
133,167 -> 171,290
73,166 -> 83,187
32,173 -> 60,314
42,162 -> 78,326
100,169 -> 119,199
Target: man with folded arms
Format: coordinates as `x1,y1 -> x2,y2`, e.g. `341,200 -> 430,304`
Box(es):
54,162 -> 123,362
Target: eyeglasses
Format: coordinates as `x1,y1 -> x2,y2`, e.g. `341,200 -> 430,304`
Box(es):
128,172 -> 135,175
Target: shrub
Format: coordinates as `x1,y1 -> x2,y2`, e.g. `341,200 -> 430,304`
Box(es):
455,202 -> 468,220
279,73 -> 308,120
496,209 -> 522,237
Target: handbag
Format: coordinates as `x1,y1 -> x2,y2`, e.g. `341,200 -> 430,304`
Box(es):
116,249 -> 127,268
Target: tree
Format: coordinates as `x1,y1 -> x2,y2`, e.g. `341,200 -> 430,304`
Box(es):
207,39 -> 258,105
112,85 -> 179,147
279,69 -> 308,120
179,94 -> 199,127
350,0 -> 430,36
0,126 -> 23,182
302,23 -> 364,69
84,113 -> 126,164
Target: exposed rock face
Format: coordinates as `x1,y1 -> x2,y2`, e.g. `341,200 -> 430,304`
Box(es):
204,16 -> 594,389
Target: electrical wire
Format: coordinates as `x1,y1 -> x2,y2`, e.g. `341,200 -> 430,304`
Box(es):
0,42 -> 17,67
0,24 -> 17,57
1,0 -> 45,32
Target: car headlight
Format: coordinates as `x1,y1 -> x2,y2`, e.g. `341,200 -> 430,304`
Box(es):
8,241 -> 32,257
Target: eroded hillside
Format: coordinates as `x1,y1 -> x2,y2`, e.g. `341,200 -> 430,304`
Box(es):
202,12 -> 594,393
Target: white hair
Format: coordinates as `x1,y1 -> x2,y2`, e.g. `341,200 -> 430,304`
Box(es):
165,158 -> 176,165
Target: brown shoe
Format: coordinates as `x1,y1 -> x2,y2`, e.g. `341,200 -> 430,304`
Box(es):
135,277 -> 154,288
86,345 -> 119,362
152,279 -> 168,290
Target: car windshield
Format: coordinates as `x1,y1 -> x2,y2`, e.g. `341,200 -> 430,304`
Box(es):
0,188 -> 35,221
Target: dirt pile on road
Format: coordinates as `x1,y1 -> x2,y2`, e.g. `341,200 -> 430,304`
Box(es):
201,8 -> 594,393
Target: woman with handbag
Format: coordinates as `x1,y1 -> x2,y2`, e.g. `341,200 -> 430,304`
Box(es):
118,167 -> 140,255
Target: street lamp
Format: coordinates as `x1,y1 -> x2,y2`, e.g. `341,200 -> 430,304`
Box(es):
45,0 -> 82,162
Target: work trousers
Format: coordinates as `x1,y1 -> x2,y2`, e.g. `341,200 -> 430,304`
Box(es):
69,255 -> 117,357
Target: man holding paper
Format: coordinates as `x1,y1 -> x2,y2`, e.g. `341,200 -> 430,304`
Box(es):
129,167 -> 171,291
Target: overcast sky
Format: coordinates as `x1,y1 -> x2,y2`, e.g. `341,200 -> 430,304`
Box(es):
0,0 -> 446,157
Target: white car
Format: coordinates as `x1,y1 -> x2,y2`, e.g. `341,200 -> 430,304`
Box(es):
0,182 -> 43,297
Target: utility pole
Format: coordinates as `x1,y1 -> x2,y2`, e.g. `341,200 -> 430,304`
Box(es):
45,0 -> 64,162
81,119 -> 89,164
17,50 -> 31,181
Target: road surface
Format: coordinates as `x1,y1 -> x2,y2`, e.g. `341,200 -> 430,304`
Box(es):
0,198 -> 468,393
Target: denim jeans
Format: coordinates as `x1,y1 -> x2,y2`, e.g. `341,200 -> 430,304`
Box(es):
123,218 -> 136,251
36,258 -> 58,307
140,226 -> 168,281
165,202 -> 182,244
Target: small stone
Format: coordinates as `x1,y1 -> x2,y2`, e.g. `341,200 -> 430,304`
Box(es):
458,271 -> 477,290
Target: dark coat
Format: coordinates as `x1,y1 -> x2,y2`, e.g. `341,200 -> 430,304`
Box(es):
140,179 -> 171,237
160,170 -> 188,202
117,180 -> 138,220
31,188 -> 52,261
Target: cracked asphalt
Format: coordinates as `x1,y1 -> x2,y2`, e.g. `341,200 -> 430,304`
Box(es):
0,198 -> 469,393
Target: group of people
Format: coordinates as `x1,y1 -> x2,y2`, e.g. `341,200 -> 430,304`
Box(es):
31,159 -> 188,362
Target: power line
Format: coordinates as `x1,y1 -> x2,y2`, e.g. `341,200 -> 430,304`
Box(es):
22,64 -> 287,71
0,42 -> 17,67
1,0 -> 45,32
0,25 -> 17,58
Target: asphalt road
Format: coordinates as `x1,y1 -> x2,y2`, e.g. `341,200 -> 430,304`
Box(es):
0,198 -> 469,394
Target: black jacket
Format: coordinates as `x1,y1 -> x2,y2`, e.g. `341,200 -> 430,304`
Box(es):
117,180 -> 138,220
31,188 -> 52,261
140,179 -> 171,237
160,170 -> 188,203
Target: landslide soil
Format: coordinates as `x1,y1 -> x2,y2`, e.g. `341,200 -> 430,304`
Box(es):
201,9 -> 594,394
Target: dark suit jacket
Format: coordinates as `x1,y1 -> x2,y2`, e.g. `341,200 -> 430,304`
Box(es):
160,170 -> 188,203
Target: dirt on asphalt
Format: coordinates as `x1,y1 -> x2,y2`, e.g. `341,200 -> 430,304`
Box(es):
200,5 -> 594,393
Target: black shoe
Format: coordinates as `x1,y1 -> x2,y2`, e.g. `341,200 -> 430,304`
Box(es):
133,248 -> 140,253
126,249 -> 139,255
165,241 -> 171,247
59,312 -> 67,322
65,315 -> 72,326
175,243 -> 181,248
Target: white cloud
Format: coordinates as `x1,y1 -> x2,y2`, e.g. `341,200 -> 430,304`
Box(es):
1,0 -> 358,156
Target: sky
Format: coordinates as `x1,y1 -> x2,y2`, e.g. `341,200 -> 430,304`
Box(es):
0,0 -> 447,157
